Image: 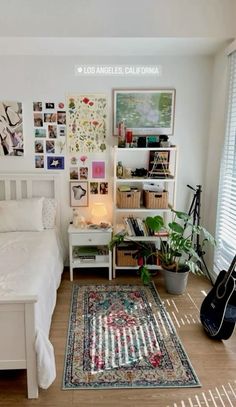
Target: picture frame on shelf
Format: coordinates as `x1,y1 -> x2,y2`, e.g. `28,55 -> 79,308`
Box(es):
70,181 -> 89,207
113,89 -> 175,136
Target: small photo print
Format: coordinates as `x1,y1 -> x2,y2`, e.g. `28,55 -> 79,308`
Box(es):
33,102 -> 42,112
45,102 -> 55,109
46,140 -> 55,154
47,156 -> 65,170
71,156 -> 77,165
90,182 -> 98,194
70,181 -> 88,207
59,126 -> 66,137
70,167 -> 78,180
57,111 -> 66,125
92,161 -> 105,179
48,125 -> 57,138
100,182 -> 108,194
35,140 -> 44,154
44,113 -> 57,123
34,113 -> 43,127
79,166 -> 88,180
35,155 -> 44,168
35,128 -> 46,138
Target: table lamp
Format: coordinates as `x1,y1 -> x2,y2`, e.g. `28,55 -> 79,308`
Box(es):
91,202 -> 108,224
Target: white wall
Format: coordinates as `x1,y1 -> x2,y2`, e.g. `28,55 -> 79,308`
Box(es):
0,54 -> 214,255
0,0 -> 235,38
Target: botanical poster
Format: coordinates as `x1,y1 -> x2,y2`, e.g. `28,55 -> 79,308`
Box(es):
67,95 -> 107,153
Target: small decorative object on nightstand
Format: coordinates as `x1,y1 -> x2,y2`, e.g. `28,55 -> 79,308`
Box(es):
68,224 -> 112,281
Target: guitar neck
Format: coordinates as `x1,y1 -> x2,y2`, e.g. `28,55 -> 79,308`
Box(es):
223,255 -> 236,285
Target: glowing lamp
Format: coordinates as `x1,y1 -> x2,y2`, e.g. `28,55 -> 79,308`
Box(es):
91,203 -> 108,224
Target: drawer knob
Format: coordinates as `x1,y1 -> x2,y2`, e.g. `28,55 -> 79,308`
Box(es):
88,238 -> 92,242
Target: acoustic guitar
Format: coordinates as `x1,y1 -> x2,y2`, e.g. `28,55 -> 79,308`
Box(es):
200,255 -> 236,340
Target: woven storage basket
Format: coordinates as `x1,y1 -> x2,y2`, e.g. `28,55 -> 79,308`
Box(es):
117,190 -> 141,209
143,190 -> 168,209
116,246 -> 138,266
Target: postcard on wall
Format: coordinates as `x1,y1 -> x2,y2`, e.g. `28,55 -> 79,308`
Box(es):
90,182 -> 98,194
92,161 -> 105,179
33,100 -> 66,169
35,155 -> 44,168
0,101 -> 24,156
47,156 -> 65,170
67,94 -> 107,153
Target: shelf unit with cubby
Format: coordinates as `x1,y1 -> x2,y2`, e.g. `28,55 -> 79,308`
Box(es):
112,145 -> 178,278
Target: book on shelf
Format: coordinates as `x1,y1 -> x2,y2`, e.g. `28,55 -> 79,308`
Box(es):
122,217 -> 148,237
153,230 -> 169,237
77,256 -> 96,263
123,216 -> 169,237
118,185 -> 131,192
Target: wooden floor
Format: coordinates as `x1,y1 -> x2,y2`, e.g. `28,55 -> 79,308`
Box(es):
1,268 -> 236,407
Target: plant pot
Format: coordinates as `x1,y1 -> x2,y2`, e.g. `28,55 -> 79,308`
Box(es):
163,267 -> 189,295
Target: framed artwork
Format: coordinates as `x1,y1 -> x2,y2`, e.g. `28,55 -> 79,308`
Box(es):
92,161 -> 105,179
70,181 -> 88,207
148,150 -> 170,178
0,101 -> 24,156
113,89 -> 175,135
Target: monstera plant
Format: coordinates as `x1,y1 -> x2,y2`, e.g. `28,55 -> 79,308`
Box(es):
109,209 -> 215,290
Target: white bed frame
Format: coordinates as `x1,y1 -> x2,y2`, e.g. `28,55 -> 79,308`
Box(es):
0,173 -> 61,399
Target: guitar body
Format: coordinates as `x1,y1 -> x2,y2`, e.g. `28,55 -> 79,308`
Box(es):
200,269 -> 236,340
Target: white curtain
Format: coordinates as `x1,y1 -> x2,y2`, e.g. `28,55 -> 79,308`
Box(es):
214,51 -> 236,273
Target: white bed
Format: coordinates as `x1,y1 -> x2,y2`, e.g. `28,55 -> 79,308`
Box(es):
0,174 -> 64,398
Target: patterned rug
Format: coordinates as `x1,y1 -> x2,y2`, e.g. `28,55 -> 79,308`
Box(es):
63,283 -> 200,389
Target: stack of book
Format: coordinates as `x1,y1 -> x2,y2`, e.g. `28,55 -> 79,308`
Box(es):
123,216 -> 168,237
73,246 -> 98,262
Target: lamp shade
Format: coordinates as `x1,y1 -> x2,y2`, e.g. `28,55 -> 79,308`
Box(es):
91,202 -> 107,223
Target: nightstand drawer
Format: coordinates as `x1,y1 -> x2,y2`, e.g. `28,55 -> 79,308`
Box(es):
70,232 -> 111,246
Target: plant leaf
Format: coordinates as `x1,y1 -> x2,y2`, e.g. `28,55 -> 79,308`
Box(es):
168,222 -> 184,234
146,216 -> 164,232
172,209 -> 190,222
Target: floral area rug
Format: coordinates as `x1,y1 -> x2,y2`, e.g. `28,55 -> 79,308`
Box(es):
62,283 -> 200,389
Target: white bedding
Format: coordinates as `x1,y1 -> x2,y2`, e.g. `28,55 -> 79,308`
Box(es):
0,229 -> 64,389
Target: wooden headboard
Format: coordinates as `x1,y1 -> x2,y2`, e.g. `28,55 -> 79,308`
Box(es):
0,173 -> 61,228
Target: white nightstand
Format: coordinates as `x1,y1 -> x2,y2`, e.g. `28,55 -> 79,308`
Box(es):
68,225 -> 112,281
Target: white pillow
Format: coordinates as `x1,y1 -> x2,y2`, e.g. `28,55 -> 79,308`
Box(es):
0,198 -> 44,232
42,198 -> 57,229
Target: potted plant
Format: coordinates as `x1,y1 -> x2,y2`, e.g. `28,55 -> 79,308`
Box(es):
109,209 -> 215,293
146,210 -> 215,293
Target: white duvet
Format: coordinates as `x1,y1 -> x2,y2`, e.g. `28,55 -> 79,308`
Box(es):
0,229 -> 64,389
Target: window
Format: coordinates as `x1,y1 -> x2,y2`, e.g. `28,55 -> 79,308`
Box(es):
214,51 -> 236,272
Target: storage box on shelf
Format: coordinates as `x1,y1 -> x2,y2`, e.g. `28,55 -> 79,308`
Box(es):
116,244 -> 138,267
112,146 -> 178,278
143,190 -> 168,209
117,189 -> 141,209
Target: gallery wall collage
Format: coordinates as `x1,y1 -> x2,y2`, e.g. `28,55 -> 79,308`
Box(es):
0,94 -> 109,208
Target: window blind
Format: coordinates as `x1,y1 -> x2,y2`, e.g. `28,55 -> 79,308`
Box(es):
214,51 -> 236,272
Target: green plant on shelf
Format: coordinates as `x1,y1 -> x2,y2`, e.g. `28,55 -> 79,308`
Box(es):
109,209 -> 215,285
